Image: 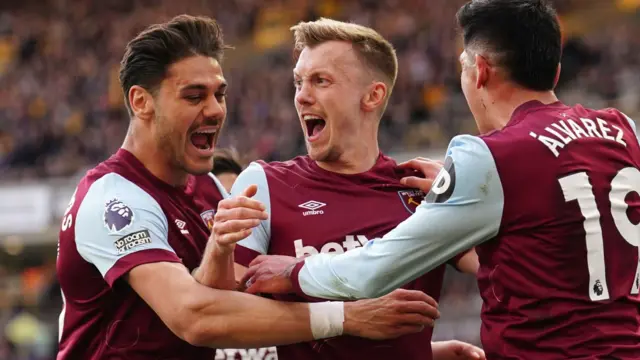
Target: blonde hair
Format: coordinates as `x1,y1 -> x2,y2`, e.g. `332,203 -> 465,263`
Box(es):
291,18 -> 398,101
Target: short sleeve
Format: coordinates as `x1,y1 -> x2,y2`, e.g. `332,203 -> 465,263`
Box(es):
620,111 -> 639,144
231,162 -> 272,266
75,173 -> 181,286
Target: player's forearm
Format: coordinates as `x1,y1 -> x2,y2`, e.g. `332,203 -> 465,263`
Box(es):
193,243 -> 237,290
131,262 -> 341,349
294,205 -> 495,300
183,287 -> 334,348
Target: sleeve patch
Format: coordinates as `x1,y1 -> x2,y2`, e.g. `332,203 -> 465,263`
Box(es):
114,230 -> 152,255
104,198 -> 135,234
425,155 -> 456,204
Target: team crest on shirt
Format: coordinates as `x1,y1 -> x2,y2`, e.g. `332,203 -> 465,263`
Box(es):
397,189 -> 426,214
104,198 -> 134,234
200,210 -> 216,231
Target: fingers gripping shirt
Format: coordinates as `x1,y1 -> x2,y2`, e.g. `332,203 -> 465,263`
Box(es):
74,172 -> 176,284
295,135 -> 505,299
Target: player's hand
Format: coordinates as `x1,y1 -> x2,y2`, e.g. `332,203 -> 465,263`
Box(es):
240,255 -> 299,294
343,288 -> 440,340
211,185 -> 269,255
398,157 -> 443,192
431,340 -> 486,360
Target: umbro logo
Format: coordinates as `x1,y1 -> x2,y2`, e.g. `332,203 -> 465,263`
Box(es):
175,219 -> 189,235
298,200 -> 326,216
298,200 -> 326,211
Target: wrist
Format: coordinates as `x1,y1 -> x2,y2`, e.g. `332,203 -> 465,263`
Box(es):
308,302 -> 344,339
209,241 -> 235,257
341,302 -> 358,337
431,340 -> 459,360
431,340 -> 448,351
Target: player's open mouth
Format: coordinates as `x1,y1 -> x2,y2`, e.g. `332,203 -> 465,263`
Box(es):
190,129 -> 216,154
303,114 -> 326,142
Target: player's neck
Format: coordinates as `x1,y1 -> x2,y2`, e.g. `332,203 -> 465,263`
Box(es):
316,140 -> 380,175
490,89 -> 559,131
121,127 -> 189,187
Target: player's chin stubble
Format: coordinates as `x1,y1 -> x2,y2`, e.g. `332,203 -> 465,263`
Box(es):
309,143 -> 341,163
153,123 -> 194,176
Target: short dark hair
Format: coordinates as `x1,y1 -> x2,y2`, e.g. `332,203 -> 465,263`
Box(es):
212,148 -> 243,176
456,0 -> 562,91
119,15 -> 230,116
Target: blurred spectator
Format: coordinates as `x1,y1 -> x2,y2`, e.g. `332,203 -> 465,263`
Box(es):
2,0 -> 637,182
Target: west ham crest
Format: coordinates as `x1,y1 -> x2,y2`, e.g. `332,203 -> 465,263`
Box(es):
201,210 -> 216,231
397,189 -> 426,214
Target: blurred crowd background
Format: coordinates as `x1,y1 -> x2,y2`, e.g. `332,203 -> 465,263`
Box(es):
0,0 -> 639,358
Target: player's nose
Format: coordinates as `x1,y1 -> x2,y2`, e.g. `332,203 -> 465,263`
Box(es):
295,83 -> 315,107
202,95 -> 225,119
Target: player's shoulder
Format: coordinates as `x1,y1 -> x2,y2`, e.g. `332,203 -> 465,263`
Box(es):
426,134 -> 504,204
447,134 -> 494,160
248,155 -> 314,180
256,155 -> 313,172
589,105 -> 637,133
439,135 -> 498,182
75,172 -> 163,233
81,171 -> 153,204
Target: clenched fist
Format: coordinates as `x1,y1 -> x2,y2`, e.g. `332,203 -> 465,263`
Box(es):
211,185 -> 268,255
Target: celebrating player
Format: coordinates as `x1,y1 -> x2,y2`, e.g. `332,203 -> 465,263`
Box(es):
55,15 -> 441,359
241,1 -> 640,359
206,18 -> 483,360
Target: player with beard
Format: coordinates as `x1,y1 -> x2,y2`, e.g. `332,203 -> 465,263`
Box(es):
205,18 -> 484,360
55,15 -> 441,360
241,1 -> 640,359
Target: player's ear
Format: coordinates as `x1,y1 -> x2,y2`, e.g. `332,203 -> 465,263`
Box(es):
474,54 -> 490,89
362,81 -> 387,113
129,85 -> 155,121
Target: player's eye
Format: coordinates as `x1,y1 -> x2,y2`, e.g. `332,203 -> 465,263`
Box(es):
293,79 -> 302,90
315,77 -> 329,86
215,92 -> 227,101
184,95 -> 203,104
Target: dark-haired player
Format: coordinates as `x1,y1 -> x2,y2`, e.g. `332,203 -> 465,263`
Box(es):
242,2 -> 640,359
55,14 -> 441,360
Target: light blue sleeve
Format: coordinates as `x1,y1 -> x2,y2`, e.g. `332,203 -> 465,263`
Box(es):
621,112 -> 640,144
75,173 -> 175,278
297,135 -> 505,299
231,162 -> 271,255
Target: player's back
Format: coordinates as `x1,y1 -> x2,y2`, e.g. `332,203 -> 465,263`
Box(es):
477,100 -> 640,359
56,149 -> 224,359
234,155 -> 449,360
